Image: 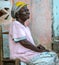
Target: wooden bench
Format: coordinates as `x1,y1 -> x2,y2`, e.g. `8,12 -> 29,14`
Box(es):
0,25 -> 20,65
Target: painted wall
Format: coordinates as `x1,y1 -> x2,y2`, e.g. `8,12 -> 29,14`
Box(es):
30,0 -> 52,50
53,0 -> 59,37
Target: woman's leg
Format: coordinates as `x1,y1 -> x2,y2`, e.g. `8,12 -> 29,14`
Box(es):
29,52 -> 59,65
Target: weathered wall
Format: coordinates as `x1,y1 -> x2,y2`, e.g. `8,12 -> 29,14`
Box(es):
30,0 -> 52,50
53,0 -> 59,37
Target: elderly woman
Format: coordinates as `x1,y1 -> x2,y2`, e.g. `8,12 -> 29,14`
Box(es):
9,1 -> 59,65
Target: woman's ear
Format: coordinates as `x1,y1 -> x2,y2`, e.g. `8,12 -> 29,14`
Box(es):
15,12 -> 20,18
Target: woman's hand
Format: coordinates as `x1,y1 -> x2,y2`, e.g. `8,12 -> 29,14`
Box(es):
37,44 -> 50,52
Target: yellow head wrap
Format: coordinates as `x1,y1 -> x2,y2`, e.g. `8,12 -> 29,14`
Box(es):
15,1 -> 27,8
11,1 -> 27,18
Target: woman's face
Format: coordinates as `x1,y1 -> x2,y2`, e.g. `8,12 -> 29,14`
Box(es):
18,6 -> 30,21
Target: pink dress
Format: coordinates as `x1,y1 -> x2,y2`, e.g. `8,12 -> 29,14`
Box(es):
9,21 -> 39,63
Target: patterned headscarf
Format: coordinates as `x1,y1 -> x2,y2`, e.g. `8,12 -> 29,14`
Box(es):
11,1 -> 27,18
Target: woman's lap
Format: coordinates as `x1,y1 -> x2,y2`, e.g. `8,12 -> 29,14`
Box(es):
28,52 -> 59,65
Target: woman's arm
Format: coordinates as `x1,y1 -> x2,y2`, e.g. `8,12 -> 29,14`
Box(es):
18,39 -> 43,52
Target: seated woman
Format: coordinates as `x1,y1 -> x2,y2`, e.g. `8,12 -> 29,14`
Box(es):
9,1 -> 59,65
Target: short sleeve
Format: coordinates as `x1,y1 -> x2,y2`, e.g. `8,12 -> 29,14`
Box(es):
12,23 -> 26,42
